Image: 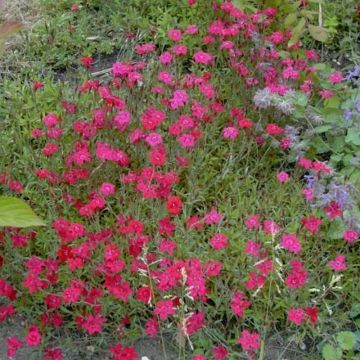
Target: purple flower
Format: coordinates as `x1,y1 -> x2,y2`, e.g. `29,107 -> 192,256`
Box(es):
355,100 -> 360,113
343,110 -> 353,121
304,175 -> 315,188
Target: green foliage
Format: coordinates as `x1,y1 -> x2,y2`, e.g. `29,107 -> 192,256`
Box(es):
321,331 -> 358,360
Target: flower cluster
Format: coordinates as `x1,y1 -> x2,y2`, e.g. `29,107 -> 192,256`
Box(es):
0,1 -> 358,358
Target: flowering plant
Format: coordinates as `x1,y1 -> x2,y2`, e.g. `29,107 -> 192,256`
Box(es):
0,1 -> 359,359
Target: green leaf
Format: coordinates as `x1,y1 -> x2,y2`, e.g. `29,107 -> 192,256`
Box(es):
288,18 -> 306,47
313,63 -> 327,71
314,125 -> 332,133
284,13 -> 298,28
322,344 -> 342,360
0,197 -> 45,228
325,96 -> 340,109
345,131 -> 360,146
308,25 -> 329,42
336,331 -> 356,350
350,303 -> 360,318
327,218 -> 345,240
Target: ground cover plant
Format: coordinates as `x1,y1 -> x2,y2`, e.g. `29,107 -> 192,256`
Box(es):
0,0 -> 359,359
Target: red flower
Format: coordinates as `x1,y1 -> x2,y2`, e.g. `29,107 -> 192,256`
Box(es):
32,80 -> 44,90
110,344 -> 138,360
305,306 -> 318,324
184,312 -> 205,335
213,345 -> 228,360
265,123 -> 284,136
210,233 -> 228,250
302,214 -> 322,234
136,286 -> 151,304
44,347 -> 63,360
82,314 -> 106,335
231,291 -> 251,317
25,325 -> 42,346
154,299 -> 176,320
167,196 -> 183,215
238,330 -> 260,351
6,336 -> 22,357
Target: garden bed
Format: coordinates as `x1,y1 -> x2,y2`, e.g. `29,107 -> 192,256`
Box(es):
0,1 -> 359,359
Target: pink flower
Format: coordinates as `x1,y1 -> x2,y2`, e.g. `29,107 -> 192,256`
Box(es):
328,71 -> 343,84
231,291 -> 251,317
277,171 -> 289,182
172,44 -> 188,56
245,272 -> 266,290
223,126 -> 239,140
213,345 -> 228,360
244,215 -> 261,229
42,143 -> 59,157
113,111 -> 131,132
237,330 -> 260,351
282,67 -> 299,80
82,314 -> 106,335
112,62 -> 132,77
178,134 -> 196,148
193,51 -> 213,64
44,347 -> 63,360
244,240 -> 260,257
204,208 -> 223,224
159,51 -> 173,64
263,220 -> 281,235
302,188 -> 314,201
6,336 -> 22,357
168,29 -> 182,42
145,132 -> 163,147
280,233 -> 302,253
288,308 -> 306,325
99,182 -> 116,197
298,157 -> 312,169
268,31 -> 284,44
185,312 -> 205,335
319,89 -> 334,99
312,161 -> 332,174
32,80 -> 44,90
265,123 -> 283,136
210,233 -> 228,250
328,255 -> 347,272
159,240 -> 177,254
302,215 -> 322,234
285,261 -> 308,289
31,128 -> 44,138
343,229 -> 358,244
158,71 -> 173,85
135,43 -> 156,55
25,325 -> 42,346
154,299 -> 175,320
43,113 -> 60,127
110,344 -> 138,360
145,318 -> 159,337
186,25 -> 198,35
170,89 -> 188,109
